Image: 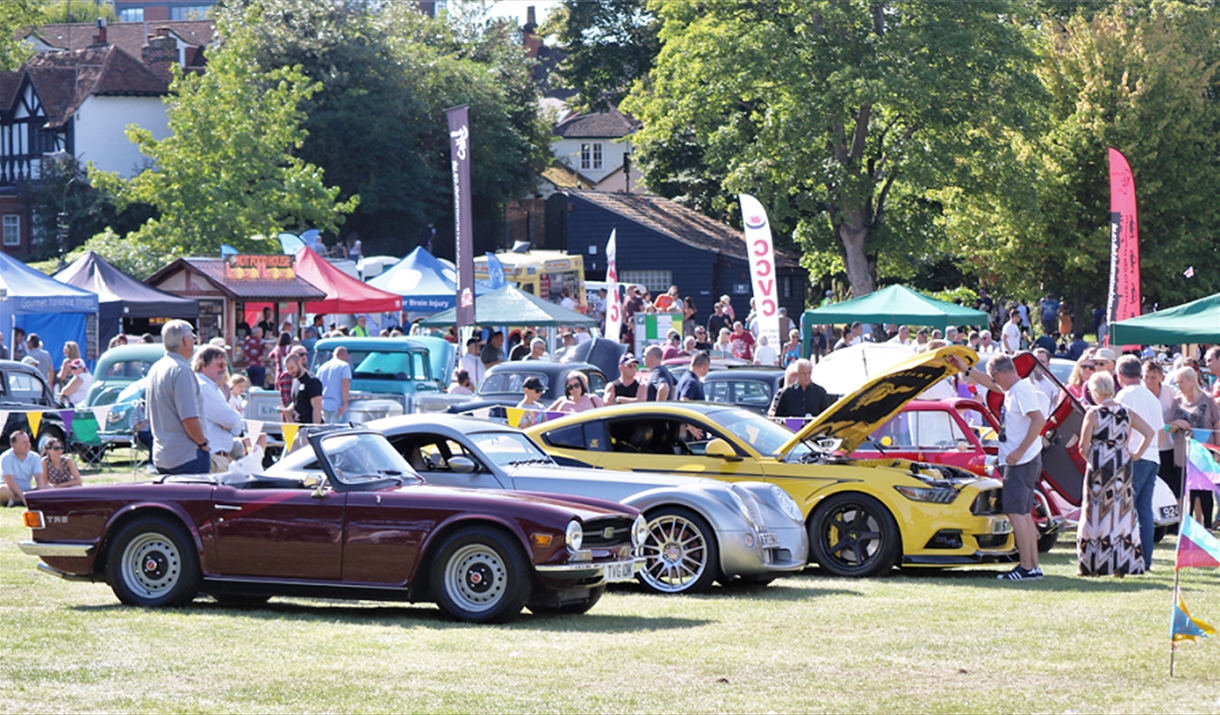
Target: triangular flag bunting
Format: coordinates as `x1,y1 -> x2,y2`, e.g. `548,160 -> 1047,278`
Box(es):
245,420 -> 264,444
281,423 -> 299,450
59,410 -> 75,439
506,407 -> 524,429
26,411 -> 42,438
546,411 -> 566,422
1177,515 -> 1220,570
1172,596 -> 1215,642
91,405 -> 111,427
0,411 -> 9,432
784,418 -> 805,431
1186,439 -> 1220,491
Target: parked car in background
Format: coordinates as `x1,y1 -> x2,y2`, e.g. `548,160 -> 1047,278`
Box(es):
528,347 -> 1017,578
448,362 -> 609,415
81,344 -> 164,408
703,367 -> 787,414
338,415 -> 808,594
0,360 -> 68,452
20,427 -> 645,623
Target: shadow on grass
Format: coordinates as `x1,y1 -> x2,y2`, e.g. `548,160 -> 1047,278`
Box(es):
609,580 -> 863,602
70,600 -> 716,632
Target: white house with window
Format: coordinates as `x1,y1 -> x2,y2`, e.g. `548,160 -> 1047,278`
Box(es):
549,107 -> 644,193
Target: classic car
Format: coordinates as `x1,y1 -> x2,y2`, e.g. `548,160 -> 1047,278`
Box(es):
0,359 -> 69,452
276,414 -> 808,594
448,361 -> 609,414
81,344 -> 164,408
703,367 -> 787,414
18,427 -> 646,623
526,346 -> 1017,578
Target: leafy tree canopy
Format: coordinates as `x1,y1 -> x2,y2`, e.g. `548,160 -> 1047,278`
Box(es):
542,0 -> 660,112
87,4 -> 357,276
622,0 -> 1042,297
0,0 -> 43,71
40,0 -> 116,24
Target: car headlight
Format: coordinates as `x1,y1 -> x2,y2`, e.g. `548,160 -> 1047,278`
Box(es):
894,485 -> 959,504
565,520 -> 583,553
631,514 -> 648,548
770,485 -> 803,522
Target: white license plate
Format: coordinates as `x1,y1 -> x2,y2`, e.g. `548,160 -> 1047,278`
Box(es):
992,518 -> 1013,534
759,532 -> 780,548
1160,505 -> 1180,520
603,561 -> 635,583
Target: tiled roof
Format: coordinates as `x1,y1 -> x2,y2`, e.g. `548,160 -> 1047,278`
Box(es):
30,20 -> 213,67
568,191 -> 802,268
148,257 -> 328,301
541,162 -> 593,190
0,45 -> 169,127
553,107 -> 640,139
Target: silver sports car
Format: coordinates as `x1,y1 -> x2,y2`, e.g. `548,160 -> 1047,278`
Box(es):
268,415 -> 808,594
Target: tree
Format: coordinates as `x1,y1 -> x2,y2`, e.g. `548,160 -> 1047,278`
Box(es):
940,3 -> 1220,313
212,0 -> 550,256
621,0 -> 1041,297
88,5 -> 357,275
39,0 -> 116,24
0,0 -> 43,71
542,0 -> 660,112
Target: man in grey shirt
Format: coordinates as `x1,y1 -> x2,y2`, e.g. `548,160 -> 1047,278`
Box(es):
316,346 -> 352,424
0,431 -> 44,506
146,320 -> 210,474
25,333 -> 53,387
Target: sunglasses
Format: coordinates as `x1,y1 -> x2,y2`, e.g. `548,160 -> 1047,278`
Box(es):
48,444 -> 63,451
1081,364 -> 1096,371
565,382 -> 582,391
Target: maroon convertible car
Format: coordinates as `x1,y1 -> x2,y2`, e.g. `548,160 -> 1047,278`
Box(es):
18,428 -> 646,623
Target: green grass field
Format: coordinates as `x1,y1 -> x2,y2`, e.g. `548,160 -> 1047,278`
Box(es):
3,468 -> 1219,713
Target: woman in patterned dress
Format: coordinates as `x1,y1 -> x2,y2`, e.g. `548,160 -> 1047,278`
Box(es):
1077,371 -> 1155,577
40,439 -> 82,489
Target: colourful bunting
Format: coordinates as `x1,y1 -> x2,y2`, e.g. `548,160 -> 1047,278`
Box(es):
506,407 -> 524,428
1185,439 -> 1220,494
91,405 -> 111,427
281,423 -> 300,450
26,411 -> 41,438
1172,596 -> 1215,642
1177,515 -> 1220,570
59,411 -> 75,439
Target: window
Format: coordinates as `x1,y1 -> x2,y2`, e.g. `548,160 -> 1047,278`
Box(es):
620,270 -> 672,295
2,215 -> 20,247
580,142 -> 603,170
869,410 -> 969,450
170,4 -> 214,20
119,8 -> 144,22
6,371 -> 44,402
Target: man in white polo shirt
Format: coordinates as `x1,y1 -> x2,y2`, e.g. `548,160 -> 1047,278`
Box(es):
1115,354 -> 1164,572
987,354 -> 1047,581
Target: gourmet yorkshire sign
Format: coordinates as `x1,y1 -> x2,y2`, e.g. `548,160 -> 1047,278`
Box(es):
739,194 -> 781,351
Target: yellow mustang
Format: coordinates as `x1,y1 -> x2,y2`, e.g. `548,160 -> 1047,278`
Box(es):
526,346 -> 1015,577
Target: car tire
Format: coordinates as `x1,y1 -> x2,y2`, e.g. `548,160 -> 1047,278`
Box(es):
1037,530 -> 1059,553
1154,525 -> 1168,544
106,516 -> 201,608
638,507 -> 720,594
527,585 -> 605,615
430,526 -> 530,624
807,493 -> 900,578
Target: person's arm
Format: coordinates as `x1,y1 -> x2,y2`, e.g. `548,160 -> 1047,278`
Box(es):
1007,408 -> 1047,465
1127,409 -> 1155,462
339,377 -> 350,417
656,380 -> 670,402
768,386 -> 785,418
55,459 -> 82,488
33,461 -> 47,490
3,471 -> 24,504
310,395 -> 324,424
603,383 -> 617,405
181,416 -> 208,451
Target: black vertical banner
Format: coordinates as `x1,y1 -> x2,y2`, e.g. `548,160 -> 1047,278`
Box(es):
445,105 -> 475,328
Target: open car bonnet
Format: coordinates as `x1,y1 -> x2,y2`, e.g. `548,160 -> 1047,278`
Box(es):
778,345 -> 979,457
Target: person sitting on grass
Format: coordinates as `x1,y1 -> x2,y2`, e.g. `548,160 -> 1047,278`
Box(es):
41,439 -> 82,489
0,431 -> 45,506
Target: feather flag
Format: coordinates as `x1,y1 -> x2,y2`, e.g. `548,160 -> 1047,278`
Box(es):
1172,596 -> 1216,642
1177,515 -> 1220,570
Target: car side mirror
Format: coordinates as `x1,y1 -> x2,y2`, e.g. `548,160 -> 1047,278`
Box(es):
705,438 -> 741,462
448,455 -> 478,474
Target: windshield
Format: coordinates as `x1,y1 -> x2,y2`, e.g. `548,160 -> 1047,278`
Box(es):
706,407 -> 810,459
314,348 -> 427,381
102,360 -> 154,380
468,431 -> 554,468
318,432 -> 419,484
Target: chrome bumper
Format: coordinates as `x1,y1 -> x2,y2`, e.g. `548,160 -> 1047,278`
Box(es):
19,540 -> 95,558
535,557 -> 643,577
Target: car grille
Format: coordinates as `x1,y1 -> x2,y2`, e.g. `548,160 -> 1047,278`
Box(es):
975,534 -> 1009,549
971,489 -> 1004,516
581,516 -> 635,548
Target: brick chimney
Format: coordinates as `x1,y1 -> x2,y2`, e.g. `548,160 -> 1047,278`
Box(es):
142,27 -> 177,84
523,6 -> 542,59
91,18 -> 107,46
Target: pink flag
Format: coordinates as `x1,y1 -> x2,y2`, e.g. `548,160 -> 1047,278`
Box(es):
1107,148 -> 1140,348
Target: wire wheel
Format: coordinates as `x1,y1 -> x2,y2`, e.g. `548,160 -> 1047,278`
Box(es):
442,544 -> 510,614
120,532 -> 183,600
638,508 -> 719,594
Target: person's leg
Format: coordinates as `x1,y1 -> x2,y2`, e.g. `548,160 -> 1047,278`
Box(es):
1200,490 -> 1216,530
1131,459 -> 1157,571
1001,458 -> 1040,573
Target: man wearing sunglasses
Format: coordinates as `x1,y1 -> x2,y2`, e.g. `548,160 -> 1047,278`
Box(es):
604,353 -> 644,405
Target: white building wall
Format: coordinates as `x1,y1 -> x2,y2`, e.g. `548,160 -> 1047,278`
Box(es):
73,95 -> 169,177
552,136 -> 632,184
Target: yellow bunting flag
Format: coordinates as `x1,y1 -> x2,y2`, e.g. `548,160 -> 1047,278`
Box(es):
506,407 -> 524,428
281,423 -> 299,449
27,411 -> 42,438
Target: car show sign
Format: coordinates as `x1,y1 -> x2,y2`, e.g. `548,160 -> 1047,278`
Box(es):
605,230 -> 622,341
739,194 -> 781,350
446,105 -> 476,328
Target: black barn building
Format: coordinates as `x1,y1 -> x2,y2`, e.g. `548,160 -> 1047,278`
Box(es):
557,191 -> 809,319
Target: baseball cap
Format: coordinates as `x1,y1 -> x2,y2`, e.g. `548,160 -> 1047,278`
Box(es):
619,352 -> 639,366
209,337 -> 231,350
522,376 -> 545,391
69,358 -> 86,369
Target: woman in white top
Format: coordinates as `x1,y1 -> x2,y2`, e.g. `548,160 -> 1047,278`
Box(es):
58,359 -> 92,407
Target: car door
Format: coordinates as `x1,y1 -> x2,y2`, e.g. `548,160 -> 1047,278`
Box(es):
387,433 -> 507,491
597,415 -> 759,478
211,483 -> 345,580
